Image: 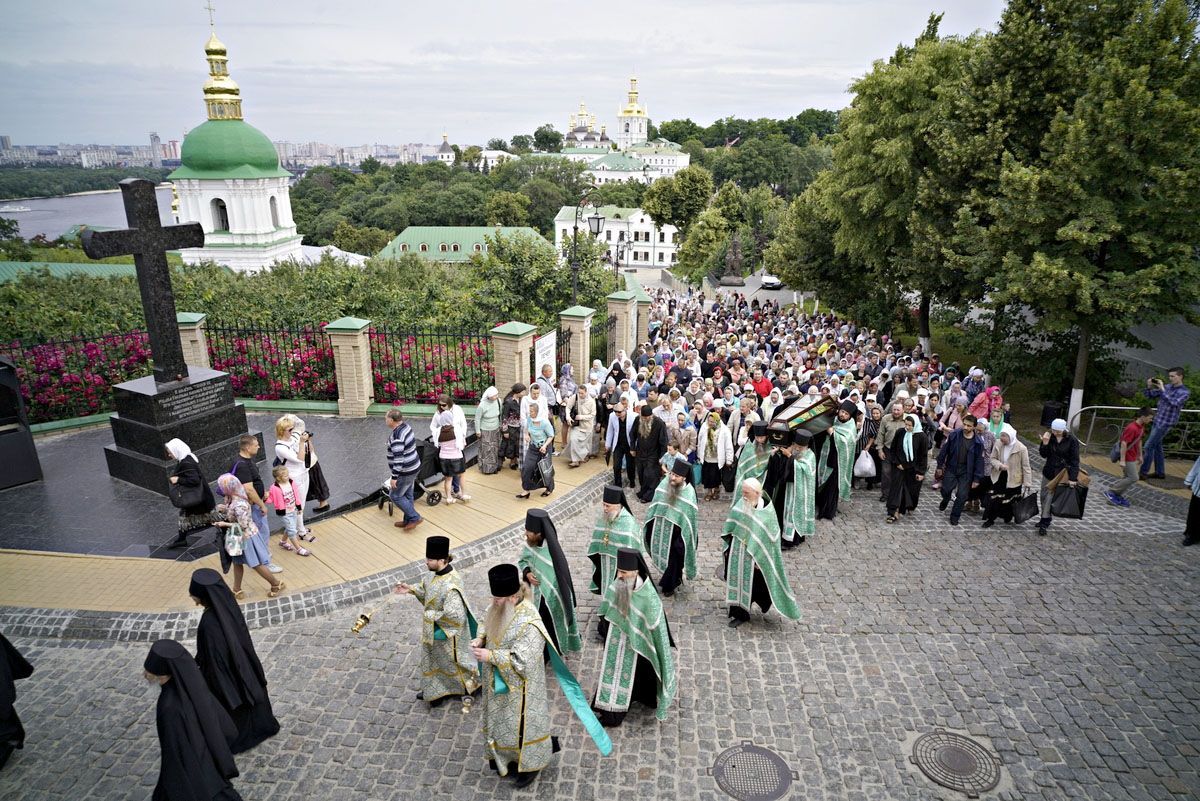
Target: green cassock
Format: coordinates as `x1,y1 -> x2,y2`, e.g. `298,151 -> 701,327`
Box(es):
587,509 -> 643,594
722,498 -> 803,620
480,600 -> 556,776
832,419 -> 858,500
645,477 -> 698,582
731,442 -> 772,506
787,448 -> 817,538
519,542 -> 583,653
593,578 -> 677,721
410,568 -> 479,702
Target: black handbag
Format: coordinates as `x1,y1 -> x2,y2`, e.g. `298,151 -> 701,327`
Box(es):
720,463 -> 736,493
1012,493 -> 1038,524
1050,484 -> 1087,519
168,481 -> 204,509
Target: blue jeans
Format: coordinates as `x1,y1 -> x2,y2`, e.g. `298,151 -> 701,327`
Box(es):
940,470 -> 970,521
1140,423 -> 1170,476
390,473 -> 421,524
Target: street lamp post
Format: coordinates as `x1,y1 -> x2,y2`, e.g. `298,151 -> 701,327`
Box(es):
569,189 -> 604,305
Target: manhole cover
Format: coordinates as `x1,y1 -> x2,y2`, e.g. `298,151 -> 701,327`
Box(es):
709,741 -> 796,801
910,730 -> 1001,798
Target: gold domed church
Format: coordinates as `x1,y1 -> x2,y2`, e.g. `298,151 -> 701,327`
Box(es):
168,24 -> 302,272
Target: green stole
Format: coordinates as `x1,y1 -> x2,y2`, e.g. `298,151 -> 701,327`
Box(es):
788,449 -> 816,536
721,499 -> 802,620
732,443 -> 772,505
587,509 -> 642,594
832,419 -> 858,500
645,478 -> 698,581
519,542 -> 583,653
594,578 -> 677,720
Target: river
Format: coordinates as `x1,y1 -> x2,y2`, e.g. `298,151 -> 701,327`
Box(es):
0,186 -> 175,240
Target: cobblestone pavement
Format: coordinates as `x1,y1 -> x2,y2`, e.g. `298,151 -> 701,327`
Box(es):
2,473 -> 1199,801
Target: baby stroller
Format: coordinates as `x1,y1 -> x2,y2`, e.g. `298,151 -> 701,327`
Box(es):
379,432 -> 480,514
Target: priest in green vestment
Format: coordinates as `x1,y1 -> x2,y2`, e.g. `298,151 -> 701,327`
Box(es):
643,460 -> 698,596
587,485 -> 644,638
592,548 -> 677,727
519,509 -> 582,654
722,477 -> 803,628
731,421 -> 772,506
394,536 -> 480,707
831,400 -> 860,501
787,429 -> 817,544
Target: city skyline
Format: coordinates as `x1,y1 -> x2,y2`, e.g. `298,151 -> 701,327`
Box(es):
2,0 -> 1006,146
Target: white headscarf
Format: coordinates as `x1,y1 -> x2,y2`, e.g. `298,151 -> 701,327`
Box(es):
165,438 -> 196,464
999,423 -> 1018,463
483,386 -> 499,401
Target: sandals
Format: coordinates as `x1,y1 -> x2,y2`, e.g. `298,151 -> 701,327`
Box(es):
296,547 -> 312,557
886,515 -> 897,524
457,494 -> 471,502
540,490 -> 552,497
446,497 -> 458,505
281,540 -> 296,552
268,582 -> 286,598
232,589 -> 246,600
301,531 -> 317,543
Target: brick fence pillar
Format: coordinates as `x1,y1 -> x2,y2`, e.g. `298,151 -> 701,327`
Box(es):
176,312 -> 211,370
324,316 -> 374,416
606,291 -> 637,360
491,321 -> 537,390
558,305 -> 594,383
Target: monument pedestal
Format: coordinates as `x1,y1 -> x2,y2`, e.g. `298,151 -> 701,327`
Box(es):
104,366 -> 263,495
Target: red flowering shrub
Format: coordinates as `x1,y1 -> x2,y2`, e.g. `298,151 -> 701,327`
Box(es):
3,332 -> 154,423
370,329 -> 493,404
207,325 -> 338,401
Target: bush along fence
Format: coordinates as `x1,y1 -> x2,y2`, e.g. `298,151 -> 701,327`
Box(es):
4,297 -> 648,424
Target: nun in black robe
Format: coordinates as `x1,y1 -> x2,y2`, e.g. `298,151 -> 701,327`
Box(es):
761,428 -> 799,548
813,428 -> 841,520
143,639 -> 242,801
0,633 -> 33,771
189,569 -> 280,754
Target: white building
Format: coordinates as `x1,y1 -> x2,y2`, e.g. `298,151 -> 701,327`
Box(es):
626,139 -> 689,177
168,27 -> 302,273
436,134 -> 455,164
614,78 -> 649,150
479,149 -> 517,171
554,205 -> 679,270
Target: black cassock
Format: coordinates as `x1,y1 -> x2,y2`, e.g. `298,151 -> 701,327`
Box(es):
0,633 -> 33,771
191,571 -> 280,754
812,430 -> 840,520
762,450 -> 798,546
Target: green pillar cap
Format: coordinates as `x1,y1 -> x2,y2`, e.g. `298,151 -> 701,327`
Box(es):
491,321 -> 537,337
623,275 -> 652,303
559,305 -> 595,319
176,312 -> 207,325
607,290 -> 635,301
324,316 -> 372,332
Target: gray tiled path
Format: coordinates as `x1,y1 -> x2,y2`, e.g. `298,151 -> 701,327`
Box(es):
2,469 -> 1198,800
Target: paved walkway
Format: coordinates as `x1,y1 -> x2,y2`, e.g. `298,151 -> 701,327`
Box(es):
2,463 -> 1197,800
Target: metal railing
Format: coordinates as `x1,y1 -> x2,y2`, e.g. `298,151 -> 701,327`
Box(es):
369,326 -> 493,404
1,331 -> 152,423
1070,405 -> 1200,459
206,322 -> 338,401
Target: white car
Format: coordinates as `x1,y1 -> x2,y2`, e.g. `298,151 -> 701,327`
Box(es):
760,273 -> 784,290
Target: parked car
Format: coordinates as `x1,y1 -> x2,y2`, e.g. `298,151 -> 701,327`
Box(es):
761,273 -> 784,290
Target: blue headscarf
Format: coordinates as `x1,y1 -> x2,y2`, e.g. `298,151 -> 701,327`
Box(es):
902,414 -> 923,461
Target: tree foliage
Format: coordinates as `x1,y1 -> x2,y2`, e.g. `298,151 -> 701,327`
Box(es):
642,165 -> 714,237
0,166 -> 172,200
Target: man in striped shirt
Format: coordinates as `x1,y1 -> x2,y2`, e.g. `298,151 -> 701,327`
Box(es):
386,409 -> 423,530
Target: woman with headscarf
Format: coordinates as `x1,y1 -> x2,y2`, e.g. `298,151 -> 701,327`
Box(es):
982,423 -> 1033,528
500,384 -> 526,471
589,359 -> 606,384
697,410 -> 734,501
672,411 -> 697,467
557,364 -> 579,448
885,415 -> 928,523
968,385 -> 1004,422
214,474 -> 283,600
474,387 -> 503,475
760,387 -> 784,422
143,639 -> 243,801
857,404 -> 883,491
564,384 -> 596,468
188,569 -> 279,754
166,438 -> 217,548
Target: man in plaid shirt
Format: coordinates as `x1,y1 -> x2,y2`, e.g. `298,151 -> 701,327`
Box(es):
1141,367 -> 1190,480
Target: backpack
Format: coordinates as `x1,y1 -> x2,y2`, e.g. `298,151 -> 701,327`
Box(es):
1109,439 -> 1121,463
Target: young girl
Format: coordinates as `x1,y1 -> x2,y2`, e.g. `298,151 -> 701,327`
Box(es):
268,466 -> 312,556
433,394 -> 469,504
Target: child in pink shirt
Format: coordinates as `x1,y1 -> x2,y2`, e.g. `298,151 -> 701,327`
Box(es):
268,465 -> 312,556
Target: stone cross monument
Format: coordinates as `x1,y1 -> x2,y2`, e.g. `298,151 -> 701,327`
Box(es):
82,178 -> 263,496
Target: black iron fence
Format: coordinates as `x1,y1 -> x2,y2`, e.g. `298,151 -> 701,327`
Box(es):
369,326 -> 494,404
205,322 -> 338,401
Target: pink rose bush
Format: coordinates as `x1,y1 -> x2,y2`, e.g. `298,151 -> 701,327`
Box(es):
207,326 -> 338,401
370,330 -> 493,404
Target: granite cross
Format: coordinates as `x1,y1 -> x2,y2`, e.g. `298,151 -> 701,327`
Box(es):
82,178 -> 205,384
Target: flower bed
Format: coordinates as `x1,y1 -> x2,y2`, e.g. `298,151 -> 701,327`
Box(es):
206,325 -> 338,401
370,329 -> 493,404
3,332 -> 154,423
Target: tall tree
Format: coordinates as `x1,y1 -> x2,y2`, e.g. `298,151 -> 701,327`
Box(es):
484,190 -> 531,227
533,124 -> 564,153
486,138 -> 509,152
509,134 -> 533,154
642,165 -> 714,237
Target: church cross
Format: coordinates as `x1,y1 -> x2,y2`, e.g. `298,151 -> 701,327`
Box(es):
82,179 -> 205,384
204,1 -> 216,27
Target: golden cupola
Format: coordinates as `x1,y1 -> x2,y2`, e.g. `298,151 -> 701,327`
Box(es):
620,77 -> 647,118
202,29 -> 243,120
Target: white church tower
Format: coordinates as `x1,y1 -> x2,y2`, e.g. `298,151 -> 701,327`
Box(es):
614,77 -> 649,150
168,25 -> 302,273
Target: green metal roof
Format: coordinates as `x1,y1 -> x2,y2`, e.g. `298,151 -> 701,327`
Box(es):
554,205 -> 645,223
0,261 -> 137,283
587,153 -> 646,171
561,147 -> 610,155
168,119 -> 290,180
376,226 -> 548,261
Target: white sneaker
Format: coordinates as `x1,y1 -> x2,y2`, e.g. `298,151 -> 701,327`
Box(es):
458,494 -> 471,502
266,563 -> 284,574
446,497 -> 458,504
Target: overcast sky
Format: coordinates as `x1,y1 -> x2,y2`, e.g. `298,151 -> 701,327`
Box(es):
2,0 -> 1007,147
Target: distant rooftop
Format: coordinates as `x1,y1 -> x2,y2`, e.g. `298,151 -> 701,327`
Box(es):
376,226 -> 548,262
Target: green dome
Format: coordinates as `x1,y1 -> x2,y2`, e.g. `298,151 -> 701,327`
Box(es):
168,119 -> 290,180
